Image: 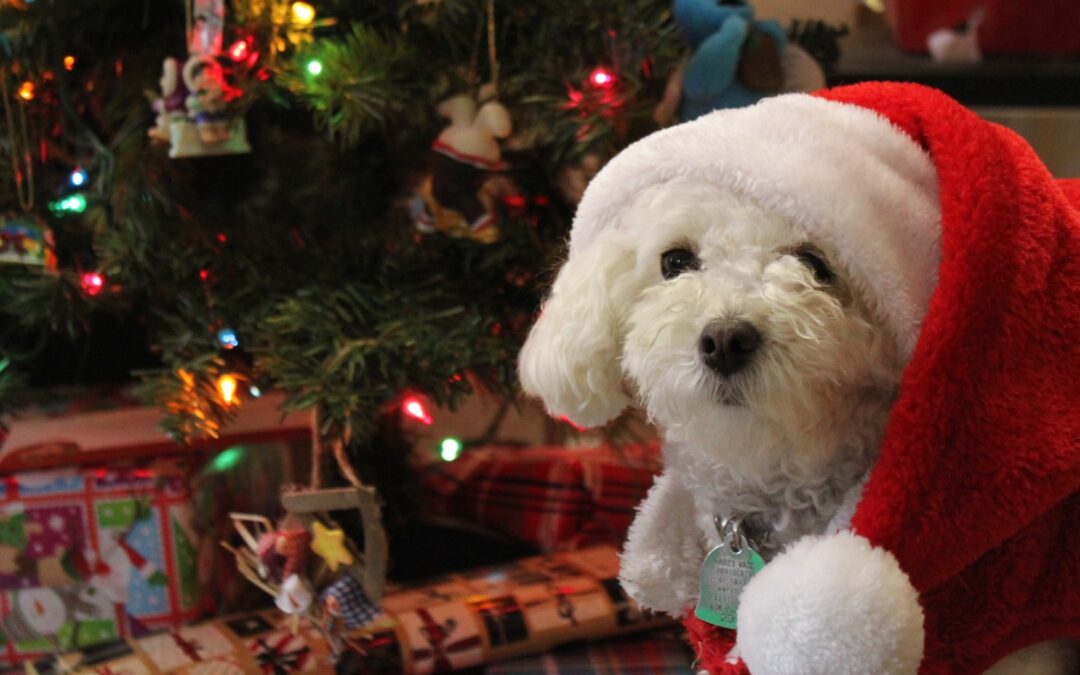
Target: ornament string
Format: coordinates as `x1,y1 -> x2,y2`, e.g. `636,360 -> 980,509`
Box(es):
486,0 -> 499,96
1,73 -> 35,211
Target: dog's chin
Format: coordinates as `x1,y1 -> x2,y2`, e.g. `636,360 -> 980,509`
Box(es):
713,384 -> 746,407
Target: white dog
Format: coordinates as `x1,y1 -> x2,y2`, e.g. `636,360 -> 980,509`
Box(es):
519,90 -> 1078,674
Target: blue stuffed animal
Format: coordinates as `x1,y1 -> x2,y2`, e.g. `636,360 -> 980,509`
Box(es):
674,0 -> 791,121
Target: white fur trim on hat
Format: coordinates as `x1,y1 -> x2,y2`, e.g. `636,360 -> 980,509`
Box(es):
570,94 -> 941,360
736,531 -> 925,675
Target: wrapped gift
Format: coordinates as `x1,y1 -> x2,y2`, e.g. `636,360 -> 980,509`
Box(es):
0,389 -> 312,665
47,546 -> 672,674
421,444 -> 660,552
372,544 -> 672,672
0,459 -> 208,664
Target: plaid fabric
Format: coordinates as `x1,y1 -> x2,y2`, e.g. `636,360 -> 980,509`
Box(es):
485,629 -> 695,675
421,444 -> 661,552
321,574 -> 381,629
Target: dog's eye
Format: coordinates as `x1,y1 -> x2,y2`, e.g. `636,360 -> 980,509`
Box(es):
661,248 -> 700,279
794,246 -> 834,284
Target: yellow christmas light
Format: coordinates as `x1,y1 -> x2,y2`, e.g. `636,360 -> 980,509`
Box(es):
63,55 -> 76,71
16,81 -> 35,101
290,1 -> 315,26
218,374 -> 239,404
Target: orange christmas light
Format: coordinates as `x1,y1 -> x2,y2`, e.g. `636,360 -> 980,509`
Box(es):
218,374 -> 239,404
63,55 -> 76,71
16,81 -> 35,101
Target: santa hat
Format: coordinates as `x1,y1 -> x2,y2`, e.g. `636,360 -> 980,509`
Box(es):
570,82 -> 1080,674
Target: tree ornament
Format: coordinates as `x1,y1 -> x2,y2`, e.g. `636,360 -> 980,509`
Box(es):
321,574 -> 380,629
310,521 -> 353,572
411,91 -> 513,244
275,574 -> 314,615
256,526 -> 312,583
149,1 -> 251,158
0,213 -> 56,269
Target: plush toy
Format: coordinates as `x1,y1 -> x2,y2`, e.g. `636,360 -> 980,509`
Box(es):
520,82 -> 1080,674
412,91 -> 514,243
662,0 -> 824,123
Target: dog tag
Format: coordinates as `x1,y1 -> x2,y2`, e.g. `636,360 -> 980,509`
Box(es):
695,518 -> 765,629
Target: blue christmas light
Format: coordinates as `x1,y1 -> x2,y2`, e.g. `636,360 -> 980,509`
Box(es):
217,328 -> 240,349
70,168 -> 88,187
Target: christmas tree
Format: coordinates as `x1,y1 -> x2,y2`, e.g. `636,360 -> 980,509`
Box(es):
0,0 -> 683,490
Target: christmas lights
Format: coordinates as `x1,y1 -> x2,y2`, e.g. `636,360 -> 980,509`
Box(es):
439,437 -> 462,462
81,272 -> 104,296
401,396 -> 433,425
218,374 -> 239,404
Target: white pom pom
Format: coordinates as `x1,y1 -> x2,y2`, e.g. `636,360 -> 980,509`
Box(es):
736,532 -> 924,675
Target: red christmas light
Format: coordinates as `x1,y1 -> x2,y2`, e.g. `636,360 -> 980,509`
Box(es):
589,66 -> 616,89
402,396 -> 433,425
227,39 -> 250,62
81,272 -> 104,296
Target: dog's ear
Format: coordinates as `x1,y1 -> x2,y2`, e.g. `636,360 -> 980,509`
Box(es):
519,235 -> 635,428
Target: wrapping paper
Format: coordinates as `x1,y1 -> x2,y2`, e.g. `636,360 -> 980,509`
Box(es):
0,460 -> 208,664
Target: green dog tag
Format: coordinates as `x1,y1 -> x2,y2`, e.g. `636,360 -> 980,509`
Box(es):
694,519 -> 766,629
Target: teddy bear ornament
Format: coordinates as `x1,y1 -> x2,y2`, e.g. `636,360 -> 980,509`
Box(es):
520,82 -> 1080,674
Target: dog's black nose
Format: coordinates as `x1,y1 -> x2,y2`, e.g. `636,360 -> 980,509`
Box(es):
699,320 -> 762,376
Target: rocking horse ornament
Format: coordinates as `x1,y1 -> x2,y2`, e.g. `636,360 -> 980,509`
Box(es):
223,408 -> 388,663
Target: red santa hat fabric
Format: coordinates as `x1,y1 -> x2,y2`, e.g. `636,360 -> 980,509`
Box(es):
813,82 -> 1080,674
569,82 -> 1080,673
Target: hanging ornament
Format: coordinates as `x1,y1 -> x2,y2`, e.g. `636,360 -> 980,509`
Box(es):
149,1 -> 251,158
0,213 -> 56,268
410,1 -> 516,244
187,0 -> 225,56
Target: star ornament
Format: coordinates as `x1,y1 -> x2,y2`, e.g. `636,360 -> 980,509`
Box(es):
309,521 -> 354,572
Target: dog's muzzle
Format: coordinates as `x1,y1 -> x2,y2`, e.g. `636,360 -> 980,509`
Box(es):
699,320 -> 761,377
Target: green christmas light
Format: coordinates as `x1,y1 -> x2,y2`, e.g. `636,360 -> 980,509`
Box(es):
439,437 -> 463,462
50,194 -> 87,214
306,59 -> 323,76
210,446 -> 245,472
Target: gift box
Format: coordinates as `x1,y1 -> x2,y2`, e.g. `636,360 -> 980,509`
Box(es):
0,459 -> 208,664
51,545 -> 671,674
0,390 -> 312,665
421,444 -> 660,552
371,544 -> 671,673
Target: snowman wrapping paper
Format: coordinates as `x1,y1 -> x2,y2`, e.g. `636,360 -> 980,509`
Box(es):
0,460 -> 207,664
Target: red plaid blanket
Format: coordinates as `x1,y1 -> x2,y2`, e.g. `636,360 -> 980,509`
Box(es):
421,444 -> 660,552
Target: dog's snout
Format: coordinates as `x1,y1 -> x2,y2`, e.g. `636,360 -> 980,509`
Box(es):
699,320 -> 761,376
